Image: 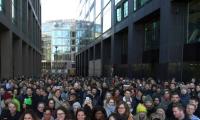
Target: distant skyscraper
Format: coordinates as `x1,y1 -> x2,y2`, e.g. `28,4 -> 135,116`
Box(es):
42,20 -> 76,75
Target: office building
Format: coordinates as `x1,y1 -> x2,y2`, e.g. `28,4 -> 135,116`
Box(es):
0,0 -> 42,79
76,0 -> 200,81
42,20 -> 76,75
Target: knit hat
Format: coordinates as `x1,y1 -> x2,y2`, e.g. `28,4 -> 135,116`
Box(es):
72,102 -> 81,109
144,95 -> 153,103
3,92 -> 13,100
136,103 -> 147,113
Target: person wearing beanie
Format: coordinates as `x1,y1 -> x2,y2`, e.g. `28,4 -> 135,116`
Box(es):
143,95 -> 156,117
73,101 -> 81,115
134,103 -> 148,120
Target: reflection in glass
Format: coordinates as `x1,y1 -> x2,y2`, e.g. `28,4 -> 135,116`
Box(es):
103,0 -> 110,8
116,7 -> 122,22
115,0 -> 121,5
144,20 -> 160,50
103,2 -> 111,32
0,0 -> 2,11
123,1 -> 128,18
187,0 -> 200,44
96,0 -> 101,17
95,15 -> 102,38
133,0 -> 151,11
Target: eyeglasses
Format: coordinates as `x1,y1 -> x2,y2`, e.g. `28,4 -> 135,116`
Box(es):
57,112 -> 65,116
118,107 -> 125,109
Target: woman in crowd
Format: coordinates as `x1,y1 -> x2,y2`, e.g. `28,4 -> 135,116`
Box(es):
75,109 -> 89,120
104,97 -> 116,116
48,98 -> 56,118
8,101 -> 21,120
19,109 -> 39,120
42,107 -> 54,120
92,106 -> 107,120
55,106 -> 72,120
116,101 -> 133,120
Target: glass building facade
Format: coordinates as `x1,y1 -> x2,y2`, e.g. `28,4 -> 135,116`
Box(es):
76,0 -> 200,81
76,0 -> 111,51
42,20 -> 76,74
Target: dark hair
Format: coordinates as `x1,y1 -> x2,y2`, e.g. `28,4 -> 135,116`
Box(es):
172,103 -> 184,111
75,109 -> 88,120
107,113 -> 126,120
19,109 -> 39,120
56,106 -> 72,119
92,106 -> 107,120
116,101 -> 130,119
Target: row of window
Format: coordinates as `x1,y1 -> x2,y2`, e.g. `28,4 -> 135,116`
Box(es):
116,0 -> 128,23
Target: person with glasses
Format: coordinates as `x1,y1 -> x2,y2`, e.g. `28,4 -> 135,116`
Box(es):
42,107 -> 54,120
116,101 -> 133,120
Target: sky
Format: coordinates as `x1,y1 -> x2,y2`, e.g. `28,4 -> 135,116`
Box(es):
41,0 -> 78,23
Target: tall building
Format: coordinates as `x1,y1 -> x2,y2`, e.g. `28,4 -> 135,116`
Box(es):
76,0 -> 200,81
42,20 -> 76,75
0,0 -> 41,79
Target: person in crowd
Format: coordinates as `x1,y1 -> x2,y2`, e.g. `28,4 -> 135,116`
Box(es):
172,104 -> 190,120
22,87 -> 37,110
104,97 -> 116,116
47,98 -> 56,118
42,107 -> 55,120
160,90 -> 171,110
51,89 -> 65,109
107,113 -> 126,120
186,103 -> 200,120
189,97 -> 200,118
75,109 -> 89,120
92,106 -> 107,120
36,102 -> 45,119
155,107 -> 166,120
103,92 -> 112,108
6,101 -> 21,120
166,91 -> 182,120
72,101 -> 82,115
19,109 -> 39,120
55,106 -> 71,120
134,103 -> 148,120
116,101 -> 133,120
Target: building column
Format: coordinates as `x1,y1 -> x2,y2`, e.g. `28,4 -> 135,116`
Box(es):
13,38 -> 22,78
0,31 -> 13,79
22,43 -> 29,77
29,48 -> 33,77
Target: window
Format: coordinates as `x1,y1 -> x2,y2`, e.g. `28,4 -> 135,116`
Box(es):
103,2 -> 111,32
116,7 -> 122,22
115,0 -> 121,5
144,20 -> 160,50
103,0 -> 110,8
96,0 -> 101,17
187,0 -> 200,44
133,0 -> 151,11
123,1 -> 128,18
0,0 -> 2,11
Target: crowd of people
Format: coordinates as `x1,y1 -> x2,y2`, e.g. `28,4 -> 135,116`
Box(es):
0,75 -> 200,120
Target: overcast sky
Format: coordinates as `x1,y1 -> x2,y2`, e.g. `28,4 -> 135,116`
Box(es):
41,0 -> 78,23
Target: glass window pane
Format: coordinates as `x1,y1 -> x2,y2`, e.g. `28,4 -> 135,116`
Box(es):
96,0 -> 101,17
0,0 -> 2,11
95,15 -> 102,38
115,0 -> 121,5
103,0 -> 110,8
123,1 -> 128,18
187,0 -> 200,44
144,20 -> 160,50
116,7 -> 122,22
103,2 -> 111,32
